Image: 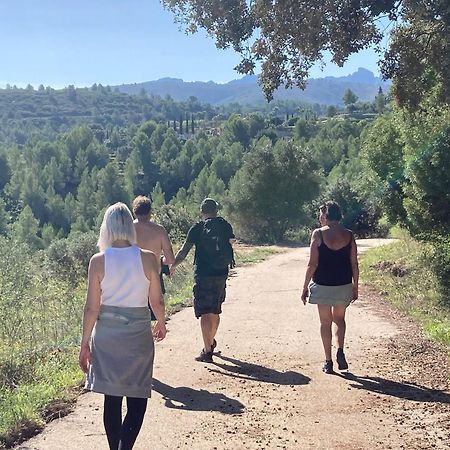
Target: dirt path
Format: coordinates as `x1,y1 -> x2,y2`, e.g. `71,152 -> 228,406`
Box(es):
18,240 -> 450,450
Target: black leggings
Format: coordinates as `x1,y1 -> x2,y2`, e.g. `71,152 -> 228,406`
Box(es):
103,395 -> 148,450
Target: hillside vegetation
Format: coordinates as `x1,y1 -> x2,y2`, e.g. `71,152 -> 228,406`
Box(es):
0,78 -> 449,447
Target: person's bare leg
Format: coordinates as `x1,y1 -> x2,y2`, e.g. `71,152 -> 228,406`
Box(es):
332,304 -> 347,349
200,313 -> 219,352
211,314 -> 220,348
317,305 -> 333,361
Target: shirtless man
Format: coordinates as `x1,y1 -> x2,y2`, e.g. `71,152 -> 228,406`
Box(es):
132,196 -> 175,315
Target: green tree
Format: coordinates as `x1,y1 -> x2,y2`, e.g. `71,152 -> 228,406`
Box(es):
0,198 -> 8,235
188,167 -> 210,205
403,126 -> 450,235
41,223 -> 57,247
96,161 -> 128,207
247,113 -> 266,139
0,153 -> 11,190
20,169 -> 47,223
326,105 -> 337,118
361,113 -> 407,224
227,138 -> 321,242
163,0 -> 450,108
374,87 -> 386,113
294,118 -> 316,141
151,182 -> 166,208
46,187 -> 70,233
123,149 -> 146,200
139,120 -> 158,138
343,89 -> 358,108
11,205 -> 42,249
76,169 -> 98,228
223,114 -> 250,148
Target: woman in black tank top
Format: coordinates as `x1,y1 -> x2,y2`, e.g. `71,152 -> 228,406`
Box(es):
300,201 -> 359,374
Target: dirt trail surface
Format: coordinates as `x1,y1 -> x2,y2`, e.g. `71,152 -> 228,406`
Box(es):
18,239 -> 450,450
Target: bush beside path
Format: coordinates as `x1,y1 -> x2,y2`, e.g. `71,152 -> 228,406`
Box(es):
18,240 -> 449,450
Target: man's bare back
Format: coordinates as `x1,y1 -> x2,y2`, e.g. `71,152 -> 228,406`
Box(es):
134,219 -> 175,272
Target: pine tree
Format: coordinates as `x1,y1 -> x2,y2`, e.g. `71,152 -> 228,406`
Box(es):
76,169 -> 98,228
123,149 -> 146,200
11,206 -> 42,249
96,161 -> 128,207
0,198 -> 8,235
151,182 -> 165,207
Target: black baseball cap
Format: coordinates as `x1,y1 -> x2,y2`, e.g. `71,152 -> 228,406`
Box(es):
200,198 -> 219,214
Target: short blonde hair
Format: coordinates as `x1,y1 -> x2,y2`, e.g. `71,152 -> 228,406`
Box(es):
97,203 -> 137,251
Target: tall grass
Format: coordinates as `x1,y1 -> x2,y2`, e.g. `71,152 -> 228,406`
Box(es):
0,238 -> 86,447
0,234 -> 195,447
360,235 -> 450,346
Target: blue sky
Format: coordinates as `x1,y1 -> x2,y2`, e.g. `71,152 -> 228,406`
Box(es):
1,0 -> 381,88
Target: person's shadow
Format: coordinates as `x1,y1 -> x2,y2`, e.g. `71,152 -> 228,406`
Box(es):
209,354 -> 311,386
339,373 -> 450,403
152,378 -> 245,414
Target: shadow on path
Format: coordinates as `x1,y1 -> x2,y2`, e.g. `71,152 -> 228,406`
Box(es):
209,354 -> 311,386
152,379 -> 245,414
340,373 -> 450,403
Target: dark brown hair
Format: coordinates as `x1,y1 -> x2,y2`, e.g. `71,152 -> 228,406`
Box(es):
324,201 -> 342,222
132,195 -> 152,216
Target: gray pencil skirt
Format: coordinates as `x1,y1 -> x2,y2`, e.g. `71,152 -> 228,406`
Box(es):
308,282 -> 353,306
85,305 -> 154,398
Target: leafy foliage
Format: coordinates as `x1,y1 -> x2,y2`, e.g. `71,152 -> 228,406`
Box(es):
163,0 -> 450,109
403,126 -> 450,235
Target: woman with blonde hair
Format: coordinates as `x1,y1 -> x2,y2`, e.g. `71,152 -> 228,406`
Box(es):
79,202 -> 166,450
301,201 -> 359,374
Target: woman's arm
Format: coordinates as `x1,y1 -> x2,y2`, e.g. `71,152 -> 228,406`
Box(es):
301,230 -> 320,305
79,254 -> 102,373
350,234 -> 359,301
142,250 -> 167,341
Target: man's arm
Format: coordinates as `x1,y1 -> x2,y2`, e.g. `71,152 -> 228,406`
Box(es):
171,240 -> 194,270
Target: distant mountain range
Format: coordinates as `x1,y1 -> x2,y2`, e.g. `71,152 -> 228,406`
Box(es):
116,68 -> 390,106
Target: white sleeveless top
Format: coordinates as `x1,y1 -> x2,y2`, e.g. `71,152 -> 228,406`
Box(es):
101,245 -> 150,308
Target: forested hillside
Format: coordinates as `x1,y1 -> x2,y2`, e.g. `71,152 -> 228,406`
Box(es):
0,84 -> 215,144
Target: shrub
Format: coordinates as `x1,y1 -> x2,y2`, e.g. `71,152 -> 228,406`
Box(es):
404,126 -> 450,236
422,234 -> 450,305
153,204 -> 197,243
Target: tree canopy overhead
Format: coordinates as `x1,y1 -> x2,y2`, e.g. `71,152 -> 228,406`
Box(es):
162,0 -> 450,108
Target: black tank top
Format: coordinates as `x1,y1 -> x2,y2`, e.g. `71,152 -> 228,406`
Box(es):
313,230 -> 353,286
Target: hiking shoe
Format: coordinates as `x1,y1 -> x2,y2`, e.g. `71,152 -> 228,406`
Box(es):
322,360 -> 334,374
336,348 -> 348,370
195,350 -> 213,363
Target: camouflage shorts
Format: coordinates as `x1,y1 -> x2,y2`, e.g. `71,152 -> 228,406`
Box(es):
193,276 -> 227,318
